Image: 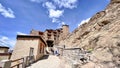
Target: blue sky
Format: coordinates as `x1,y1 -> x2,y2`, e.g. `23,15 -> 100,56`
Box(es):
0,0 -> 110,48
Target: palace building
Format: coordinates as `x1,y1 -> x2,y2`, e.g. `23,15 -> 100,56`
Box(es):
11,25 -> 69,61
30,25 -> 69,47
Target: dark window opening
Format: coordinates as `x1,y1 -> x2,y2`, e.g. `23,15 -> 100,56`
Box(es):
47,40 -> 53,47
54,37 -> 56,40
101,20 -> 110,26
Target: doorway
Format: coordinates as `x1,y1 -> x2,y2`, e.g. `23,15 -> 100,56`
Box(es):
46,40 -> 54,54
46,40 -> 54,47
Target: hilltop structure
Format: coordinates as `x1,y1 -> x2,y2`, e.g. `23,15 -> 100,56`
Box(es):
11,25 -> 69,61
30,25 -> 69,47
3,0 -> 120,68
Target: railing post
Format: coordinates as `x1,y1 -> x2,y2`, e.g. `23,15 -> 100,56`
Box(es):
26,56 -> 30,66
17,64 -> 19,68
25,56 -> 28,67
1,60 -> 11,68
22,57 -> 26,68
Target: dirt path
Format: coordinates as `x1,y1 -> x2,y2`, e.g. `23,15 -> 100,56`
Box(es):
27,55 -> 66,68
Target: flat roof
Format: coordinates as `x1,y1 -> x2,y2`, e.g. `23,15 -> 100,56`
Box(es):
17,35 -> 47,46
17,35 -> 42,38
0,46 -> 9,49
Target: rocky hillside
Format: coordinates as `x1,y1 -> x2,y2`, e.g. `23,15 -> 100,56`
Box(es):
59,0 -> 120,67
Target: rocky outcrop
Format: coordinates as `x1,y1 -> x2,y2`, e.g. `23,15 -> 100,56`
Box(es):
111,0 -> 120,3
59,0 -> 120,68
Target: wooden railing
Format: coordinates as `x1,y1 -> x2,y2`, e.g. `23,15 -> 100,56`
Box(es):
11,58 -> 24,68
25,56 -> 34,66
10,56 -> 34,68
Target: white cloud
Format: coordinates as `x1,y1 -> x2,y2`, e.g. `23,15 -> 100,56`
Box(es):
49,9 -> 64,18
42,0 -> 78,24
57,21 -> 66,28
42,1 -> 64,23
17,32 -> 27,35
0,36 -> 16,48
1,36 -> 9,40
0,3 -> 15,18
78,18 -> 90,27
61,22 -> 65,25
48,9 -> 64,23
53,0 -> 78,9
30,0 -> 44,3
43,2 -> 56,9
30,0 -> 39,2
52,18 -> 60,23
31,0 -> 78,25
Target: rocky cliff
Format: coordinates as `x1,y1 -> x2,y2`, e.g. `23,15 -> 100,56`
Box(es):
59,0 -> 120,67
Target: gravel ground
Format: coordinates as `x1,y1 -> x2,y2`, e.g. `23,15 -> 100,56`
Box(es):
27,55 -> 67,68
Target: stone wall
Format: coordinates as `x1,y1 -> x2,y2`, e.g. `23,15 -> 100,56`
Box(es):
63,48 -> 81,61
59,47 -> 91,68
58,48 -> 81,66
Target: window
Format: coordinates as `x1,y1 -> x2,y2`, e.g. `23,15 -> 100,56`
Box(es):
29,47 -> 34,56
40,43 -> 42,53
